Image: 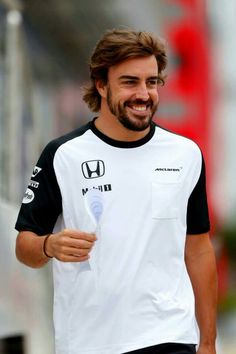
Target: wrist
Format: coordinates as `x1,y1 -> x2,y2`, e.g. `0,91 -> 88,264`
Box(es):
43,234 -> 53,258
198,342 -> 216,351
198,343 -> 216,354
199,332 -> 217,347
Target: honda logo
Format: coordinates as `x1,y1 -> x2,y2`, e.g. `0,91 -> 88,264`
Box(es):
81,160 -> 105,179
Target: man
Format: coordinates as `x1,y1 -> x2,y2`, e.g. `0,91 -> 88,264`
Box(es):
15,29 -> 217,354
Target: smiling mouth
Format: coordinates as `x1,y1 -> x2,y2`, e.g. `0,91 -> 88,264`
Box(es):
132,105 -> 148,111
126,100 -> 152,113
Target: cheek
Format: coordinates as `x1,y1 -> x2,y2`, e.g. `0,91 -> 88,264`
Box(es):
120,90 -> 138,103
151,90 -> 159,103
116,93 -> 130,104
108,86 -> 137,105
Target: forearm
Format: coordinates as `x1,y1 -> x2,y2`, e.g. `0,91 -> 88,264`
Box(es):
193,253 -> 217,346
185,235 -> 218,349
16,231 -> 51,268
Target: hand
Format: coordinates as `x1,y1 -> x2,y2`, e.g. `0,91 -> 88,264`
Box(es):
44,229 -> 97,262
197,344 -> 216,354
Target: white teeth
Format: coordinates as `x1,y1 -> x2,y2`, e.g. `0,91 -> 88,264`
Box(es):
132,105 -> 147,111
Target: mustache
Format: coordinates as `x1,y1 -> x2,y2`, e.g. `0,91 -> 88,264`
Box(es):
125,99 -> 153,106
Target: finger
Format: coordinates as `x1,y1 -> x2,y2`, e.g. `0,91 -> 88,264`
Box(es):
73,240 -> 95,249
69,239 -> 96,249
57,254 -> 90,263
57,237 -> 95,250
58,246 -> 92,257
63,229 -> 97,242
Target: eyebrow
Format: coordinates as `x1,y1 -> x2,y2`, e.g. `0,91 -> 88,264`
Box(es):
118,75 -> 159,81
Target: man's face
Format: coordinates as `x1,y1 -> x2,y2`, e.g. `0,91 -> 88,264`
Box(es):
104,55 -> 159,132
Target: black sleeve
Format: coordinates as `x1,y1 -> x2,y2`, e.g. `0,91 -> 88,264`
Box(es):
186,154 -> 210,234
15,141 -> 62,236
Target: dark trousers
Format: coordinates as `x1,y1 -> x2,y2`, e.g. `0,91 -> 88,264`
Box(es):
124,343 -> 196,354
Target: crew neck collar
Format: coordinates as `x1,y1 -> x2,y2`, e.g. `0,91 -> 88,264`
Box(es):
90,118 -> 155,148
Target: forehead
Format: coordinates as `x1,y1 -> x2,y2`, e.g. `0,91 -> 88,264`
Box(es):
108,55 -> 158,79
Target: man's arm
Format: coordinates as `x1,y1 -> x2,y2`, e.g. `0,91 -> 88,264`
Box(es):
185,233 -> 218,354
16,230 -> 97,268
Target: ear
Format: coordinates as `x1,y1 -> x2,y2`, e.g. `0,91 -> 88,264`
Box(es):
96,80 -> 107,98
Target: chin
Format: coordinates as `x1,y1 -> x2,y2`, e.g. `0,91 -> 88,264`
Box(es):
119,115 -> 152,132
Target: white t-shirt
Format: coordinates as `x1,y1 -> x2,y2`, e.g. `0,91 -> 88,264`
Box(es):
16,119 -> 210,354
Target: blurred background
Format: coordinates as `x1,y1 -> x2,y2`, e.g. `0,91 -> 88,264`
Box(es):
0,0 -> 235,353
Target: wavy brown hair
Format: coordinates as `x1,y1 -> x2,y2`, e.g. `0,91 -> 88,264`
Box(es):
83,29 -> 167,112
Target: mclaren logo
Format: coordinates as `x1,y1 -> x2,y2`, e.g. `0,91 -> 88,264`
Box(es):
81,160 -> 105,179
155,167 -> 183,172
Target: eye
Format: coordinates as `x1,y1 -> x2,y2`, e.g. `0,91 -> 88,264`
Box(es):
147,79 -> 158,87
124,80 -> 136,85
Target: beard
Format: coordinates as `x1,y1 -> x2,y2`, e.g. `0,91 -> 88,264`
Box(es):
106,86 -> 158,132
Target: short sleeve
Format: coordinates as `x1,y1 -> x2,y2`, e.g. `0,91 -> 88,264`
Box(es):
15,141 -> 62,236
186,154 -> 210,235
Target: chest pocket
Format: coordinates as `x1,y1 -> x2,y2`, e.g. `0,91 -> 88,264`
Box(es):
152,181 -> 181,219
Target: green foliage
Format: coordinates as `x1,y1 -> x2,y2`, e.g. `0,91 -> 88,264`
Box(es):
218,291 -> 236,313
220,225 -> 236,263
217,224 -> 236,313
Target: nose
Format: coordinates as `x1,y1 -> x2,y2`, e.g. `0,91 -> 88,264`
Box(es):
135,82 -> 149,100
